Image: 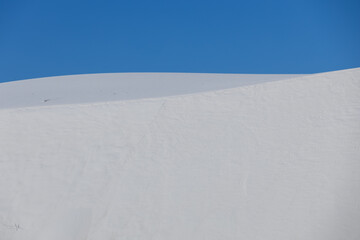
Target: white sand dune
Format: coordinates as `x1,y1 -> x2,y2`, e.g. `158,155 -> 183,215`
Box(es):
0,68 -> 359,240
0,73 -> 305,109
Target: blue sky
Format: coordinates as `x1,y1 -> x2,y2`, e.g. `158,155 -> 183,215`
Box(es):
0,0 -> 359,82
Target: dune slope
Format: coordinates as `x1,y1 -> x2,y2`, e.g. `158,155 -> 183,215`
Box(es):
0,69 -> 359,240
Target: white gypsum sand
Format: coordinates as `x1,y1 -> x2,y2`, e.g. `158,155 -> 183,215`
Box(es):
0,68 -> 359,240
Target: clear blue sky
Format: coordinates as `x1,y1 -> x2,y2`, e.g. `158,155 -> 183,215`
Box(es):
0,0 -> 359,82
